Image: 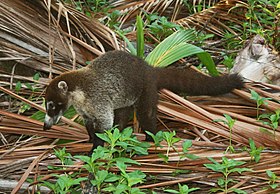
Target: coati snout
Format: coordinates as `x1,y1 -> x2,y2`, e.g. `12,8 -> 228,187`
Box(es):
44,50 -> 244,154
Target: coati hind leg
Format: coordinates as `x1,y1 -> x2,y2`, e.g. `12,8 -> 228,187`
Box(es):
113,106 -> 133,130
136,85 -> 158,141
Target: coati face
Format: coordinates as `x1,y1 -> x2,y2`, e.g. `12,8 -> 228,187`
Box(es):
43,80 -> 69,130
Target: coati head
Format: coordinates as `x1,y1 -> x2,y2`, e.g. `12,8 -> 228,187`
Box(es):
43,79 -> 69,130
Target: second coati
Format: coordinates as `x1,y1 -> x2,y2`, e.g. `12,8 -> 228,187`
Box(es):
44,50 -> 243,153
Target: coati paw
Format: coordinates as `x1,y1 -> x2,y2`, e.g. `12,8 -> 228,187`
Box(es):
83,173 -> 98,194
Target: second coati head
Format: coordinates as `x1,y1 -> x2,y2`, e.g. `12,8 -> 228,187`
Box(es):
44,50 -> 244,154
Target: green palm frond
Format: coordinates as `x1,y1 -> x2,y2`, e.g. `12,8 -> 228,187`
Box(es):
145,29 -> 219,76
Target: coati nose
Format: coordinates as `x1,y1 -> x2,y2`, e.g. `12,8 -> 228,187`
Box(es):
43,114 -> 54,130
43,122 -> 52,130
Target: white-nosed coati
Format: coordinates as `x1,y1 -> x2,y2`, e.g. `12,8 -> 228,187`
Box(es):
44,50 -> 243,153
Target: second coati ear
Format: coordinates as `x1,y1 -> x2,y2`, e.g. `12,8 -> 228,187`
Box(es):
58,81 -> 68,94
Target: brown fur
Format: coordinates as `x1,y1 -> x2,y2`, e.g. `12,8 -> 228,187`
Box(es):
44,50 -> 243,154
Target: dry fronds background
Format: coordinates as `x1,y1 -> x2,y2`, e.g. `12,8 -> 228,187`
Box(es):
0,0 -> 280,193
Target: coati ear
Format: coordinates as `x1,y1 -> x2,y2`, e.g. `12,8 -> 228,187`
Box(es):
58,81 -> 68,93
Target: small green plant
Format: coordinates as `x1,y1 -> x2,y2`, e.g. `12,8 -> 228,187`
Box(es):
146,130 -> 164,149
204,157 -> 252,193
54,147 -> 74,167
40,127 -> 150,194
163,131 -> 181,157
266,170 -> 279,189
96,127 -> 150,158
102,161 -> 146,194
42,174 -> 87,194
246,138 -> 263,163
103,10 -> 123,30
76,127 -> 149,193
15,72 -> 41,114
214,114 -> 236,153
164,183 -> 200,194
180,140 -> 199,161
41,148 -> 85,193
65,0 -> 110,15
148,130 -> 180,163
147,131 -> 198,163
259,109 -> 280,137
144,13 -> 183,41
250,89 -> 271,120
232,0 -> 280,51
221,53 -> 235,71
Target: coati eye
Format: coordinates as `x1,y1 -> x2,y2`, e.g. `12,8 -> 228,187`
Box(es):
47,101 -> 55,110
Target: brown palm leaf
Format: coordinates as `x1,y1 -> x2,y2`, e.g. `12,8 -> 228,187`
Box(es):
175,0 -> 246,36
0,0 -> 118,75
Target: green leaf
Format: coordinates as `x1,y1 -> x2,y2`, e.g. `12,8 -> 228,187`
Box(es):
230,188 -> 247,194
114,157 -> 140,165
146,131 -> 163,147
95,170 -> 108,183
145,30 -> 195,65
182,140 -> 192,152
196,52 -> 219,76
120,127 -> 133,140
204,163 -> 224,173
145,30 -> 218,76
158,153 -> 168,163
130,145 -> 149,155
15,81 -> 22,92
136,15 -> 144,58
164,189 -> 179,193
72,177 -> 87,185
114,184 -> 129,194
266,170 -> 276,179
30,111 -> 45,122
131,187 -> 146,194
229,167 -> 253,174
112,128 -> 121,141
24,82 -> 33,90
56,175 -> 67,190
104,173 -> 120,182
126,170 -> 146,186
116,161 -> 127,174
96,133 -> 111,144
270,183 -> 279,189
249,138 -> 256,150
250,89 -> 259,101
74,155 -> 90,163
116,31 -> 136,55
186,153 -> 199,160
41,181 -> 56,190
33,72 -> 40,81
217,178 -> 225,187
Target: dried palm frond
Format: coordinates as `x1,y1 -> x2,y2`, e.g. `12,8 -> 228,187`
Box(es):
175,0 -> 246,37
101,0 -> 186,28
101,0 -> 246,38
0,0 -> 117,75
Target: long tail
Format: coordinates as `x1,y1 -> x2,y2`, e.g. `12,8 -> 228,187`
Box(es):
156,67 -> 243,96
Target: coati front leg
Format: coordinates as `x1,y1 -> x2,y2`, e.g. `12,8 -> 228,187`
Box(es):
83,108 -> 114,155
136,85 -> 158,141
113,106 -> 133,130
84,117 -> 104,155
